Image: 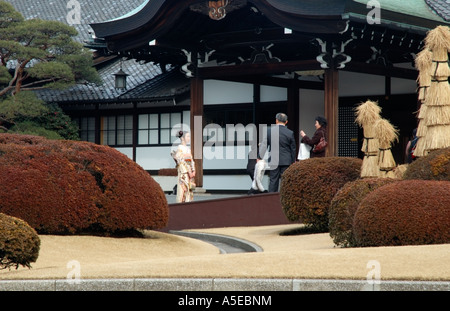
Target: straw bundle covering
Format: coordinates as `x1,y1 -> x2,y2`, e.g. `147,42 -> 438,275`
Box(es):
414,25 -> 450,156
424,105 -> 450,126
414,104 -> 428,157
361,154 -> 379,178
415,104 -> 428,153
375,118 -> 399,149
354,100 -> 383,178
355,100 -> 382,126
424,125 -> 450,151
392,164 -> 408,179
417,104 -> 427,119
415,48 -> 433,72
415,48 -> 433,101
374,118 -> 398,174
426,79 -> 450,106
424,26 -> 450,54
378,170 -> 397,179
361,129 -> 379,155
431,59 -> 450,77
355,100 -> 381,155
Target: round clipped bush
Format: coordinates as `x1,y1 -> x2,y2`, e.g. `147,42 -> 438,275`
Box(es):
329,178 -> 398,247
353,180 -> 450,247
0,213 -> 40,270
280,157 -> 362,231
0,134 -> 169,235
404,147 -> 450,181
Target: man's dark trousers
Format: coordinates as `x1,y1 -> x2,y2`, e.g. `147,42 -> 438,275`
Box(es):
268,165 -> 290,192
261,124 -> 297,192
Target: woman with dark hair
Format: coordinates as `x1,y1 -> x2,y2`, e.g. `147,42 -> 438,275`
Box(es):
300,116 -> 328,158
171,130 -> 196,202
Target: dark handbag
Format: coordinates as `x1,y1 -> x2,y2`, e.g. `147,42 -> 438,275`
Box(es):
312,133 -> 328,153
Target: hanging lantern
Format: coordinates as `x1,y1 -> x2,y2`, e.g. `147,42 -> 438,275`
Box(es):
114,68 -> 129,89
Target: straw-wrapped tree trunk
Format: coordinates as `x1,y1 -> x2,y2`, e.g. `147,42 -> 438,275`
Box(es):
417,26 -> 450,155
355,100 -> 382,178
416,48 -> 433,103
414,49 -> 433,157
374,118 -> 399,178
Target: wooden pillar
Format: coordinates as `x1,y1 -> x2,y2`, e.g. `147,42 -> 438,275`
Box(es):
287,83 -> 300,154
190,77 -> 204,187
324,69 -> 338,157
132,102 -> 138,162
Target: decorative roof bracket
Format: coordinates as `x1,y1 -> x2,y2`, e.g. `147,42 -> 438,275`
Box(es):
181,49 -> 194,78
181,49 -> 217,77
314,38 -> 353,69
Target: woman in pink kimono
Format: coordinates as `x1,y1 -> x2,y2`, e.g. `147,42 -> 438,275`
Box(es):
171,131 -> 196,203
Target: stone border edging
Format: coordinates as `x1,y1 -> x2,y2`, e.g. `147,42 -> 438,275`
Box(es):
1,278 -> 449,291
170,230 -> 264,253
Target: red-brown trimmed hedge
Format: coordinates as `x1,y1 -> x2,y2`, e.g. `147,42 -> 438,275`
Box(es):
0,134 -> 168,235
353,180 -> 450,247
403,147 -> 450,181
280,157 -> 362,231
329,178 -> 398,247
0,213 -> 40,270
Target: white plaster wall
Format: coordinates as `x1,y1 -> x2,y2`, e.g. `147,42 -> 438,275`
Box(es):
391,77 -> 417,94
204,175 -> 269,191
339,71 -> 385,97
204,80 -> 253,104
260,85 -> 287,102
203,145 -> 250,170
115,147 -> 133,160
299,89 -> 325,138
136,146 -> 176,170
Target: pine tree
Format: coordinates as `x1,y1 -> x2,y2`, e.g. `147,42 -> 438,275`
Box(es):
0,1 -> 101,139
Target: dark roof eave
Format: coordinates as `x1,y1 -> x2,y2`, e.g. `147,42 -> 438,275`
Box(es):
90,0 -> 165,39
55,94 -> 186,107
90,0 -> 349,38
345,12 -> 449,36
90,0 -> 352,53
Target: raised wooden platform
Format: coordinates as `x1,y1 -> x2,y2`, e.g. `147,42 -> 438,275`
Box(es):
160,192 -> 293,232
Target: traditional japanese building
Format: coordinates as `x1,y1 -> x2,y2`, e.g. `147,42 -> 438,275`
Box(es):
10,0 -> 450,192
85,0 -> 450,190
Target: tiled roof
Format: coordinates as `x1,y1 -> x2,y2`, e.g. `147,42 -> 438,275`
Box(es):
352,0 -> 449,24
120,68 -> 190,100
36,59 -> 166,103
8,0 -> 181,104
8,0 -> 146,42
426,0 -> 450,21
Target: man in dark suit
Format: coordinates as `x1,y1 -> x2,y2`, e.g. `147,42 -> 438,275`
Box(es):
259,113 -> 297,192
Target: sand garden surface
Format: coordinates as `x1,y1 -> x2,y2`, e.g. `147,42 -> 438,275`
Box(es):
1,224 -> 449,281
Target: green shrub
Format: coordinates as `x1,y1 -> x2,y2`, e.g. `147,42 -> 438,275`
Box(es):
353,180 -> 450,247
403,147 -> 450,181
0,134 -> 169,235
329,178 -> 398,247
0,213 -> 40,270
280,157 -> 362,231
